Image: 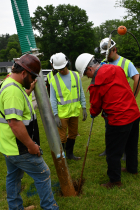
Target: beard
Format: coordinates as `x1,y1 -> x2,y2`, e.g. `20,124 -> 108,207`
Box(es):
23,74 -> 31,90
108,57 -> 114,62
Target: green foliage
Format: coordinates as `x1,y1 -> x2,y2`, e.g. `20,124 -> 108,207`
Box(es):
0,72 -> 8,76
8,34 -> 20,43
0,34 -> 10,49
0,49 -> 8,61
7,48 -> 19,61
41,60 -> 50,69
115,0 -> 140,26
31,4 -> 95,70
0,34 -> 21,62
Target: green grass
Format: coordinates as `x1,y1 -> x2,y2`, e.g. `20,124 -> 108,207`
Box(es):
0,75 -> 8,80
1,70 -> 140,210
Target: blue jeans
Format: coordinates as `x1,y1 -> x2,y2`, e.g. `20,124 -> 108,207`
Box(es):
3,153 -> 59,210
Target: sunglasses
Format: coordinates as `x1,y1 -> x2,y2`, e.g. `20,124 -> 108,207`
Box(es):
31,74 -> 37,80
27,71 -> 37,80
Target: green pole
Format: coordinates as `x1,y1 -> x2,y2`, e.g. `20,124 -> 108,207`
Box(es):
11,0 -> 37,54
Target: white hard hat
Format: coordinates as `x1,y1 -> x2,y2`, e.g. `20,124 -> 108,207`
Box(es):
100,38 -> 116,54
75,53 -> 94,77
52,52 -> 68,69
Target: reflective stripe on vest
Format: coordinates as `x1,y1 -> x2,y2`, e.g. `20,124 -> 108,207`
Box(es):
0,82 -> 36,125
117,57 -> 130,82
47,71 -> 53,84
4,108 -> 23,116
53,71 -> 80,105
102,57 -> 130,82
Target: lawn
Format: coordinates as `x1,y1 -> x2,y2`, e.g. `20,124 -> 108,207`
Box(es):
0,70 -> 140,210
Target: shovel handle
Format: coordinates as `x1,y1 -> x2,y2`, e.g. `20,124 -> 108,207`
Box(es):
78,118 -> 94,194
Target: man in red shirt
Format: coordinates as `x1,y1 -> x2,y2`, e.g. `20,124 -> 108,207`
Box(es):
75,53 -> 140,188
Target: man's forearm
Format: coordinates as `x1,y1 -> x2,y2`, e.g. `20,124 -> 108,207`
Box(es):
8,119 -> 41,156
8,119 -> 36,149
133,74 -> 140,98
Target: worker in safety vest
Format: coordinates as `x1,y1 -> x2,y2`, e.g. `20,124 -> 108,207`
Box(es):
75,53 -> 140,189
99,38 -> 140,157
46,54 -> 58,97
50,52 -> 87,161
4,72 -> 34,104
0,54 -> 59,210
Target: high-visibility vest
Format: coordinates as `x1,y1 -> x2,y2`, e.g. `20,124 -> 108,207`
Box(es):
4,73 -> 33,102
102,57 -> 131,82
0,78 -> 39,155
47,71 -> 53,84
51,70 -> 81,118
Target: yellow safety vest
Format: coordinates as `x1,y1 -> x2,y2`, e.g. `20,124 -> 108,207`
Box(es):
0,77 -> 37,155
102,57 -> 131,82
47,71 -> 53,84
51,70 -> 81,118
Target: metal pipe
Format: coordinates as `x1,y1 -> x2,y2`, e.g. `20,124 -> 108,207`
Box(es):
34,71 -> 76,196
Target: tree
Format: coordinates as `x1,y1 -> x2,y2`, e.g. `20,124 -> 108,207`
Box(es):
0,34 -> 10,50
0,49 -> 7,62
0,34 -> 21,61
7,41 -> 21,55
31,4 -> 95,70
115,0 -> 140,27
8,34 -> 20,43
93,18 -> 140,66
8,48 -> 19,61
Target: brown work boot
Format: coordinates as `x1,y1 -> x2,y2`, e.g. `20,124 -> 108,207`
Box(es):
121,168 -> 138,175
24,205 -> 36,210
101,181 -> 122,189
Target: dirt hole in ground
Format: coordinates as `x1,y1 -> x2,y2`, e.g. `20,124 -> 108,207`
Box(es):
59,178 -> 85,196
73,178 -> 85,196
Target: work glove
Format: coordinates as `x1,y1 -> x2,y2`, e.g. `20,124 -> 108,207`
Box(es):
82,108 -> 87,121
90,114 -> 95,118
100,61 -> 107,66
55,114 -> 62,128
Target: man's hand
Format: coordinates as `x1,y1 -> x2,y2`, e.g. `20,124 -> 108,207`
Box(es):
82,108 -> 87,121
28,142 -> 41,157
8,119 -> 41,156
30,79 -> 37,90
25,79 -> 37,96
55,114 -> 62,128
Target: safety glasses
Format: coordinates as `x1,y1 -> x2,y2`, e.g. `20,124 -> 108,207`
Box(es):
84,68 -> 88,76
101,40 -> 115,50
57,68 -> 65,72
